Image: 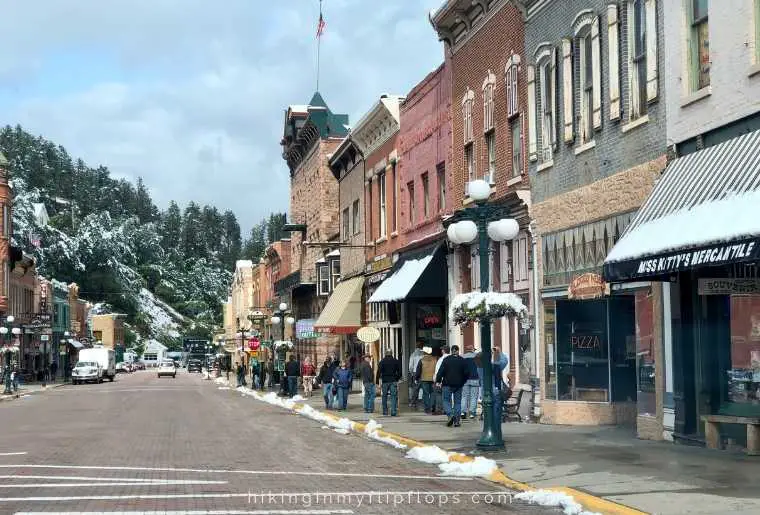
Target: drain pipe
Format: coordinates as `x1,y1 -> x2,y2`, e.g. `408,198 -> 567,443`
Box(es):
528,222 -> 541,421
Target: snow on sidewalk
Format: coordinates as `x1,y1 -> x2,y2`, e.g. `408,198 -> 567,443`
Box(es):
515,490 -> 602,515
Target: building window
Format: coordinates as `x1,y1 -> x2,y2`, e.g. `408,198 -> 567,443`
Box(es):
422,173 -> 430,219
485,132 -> 496,183
2,203 -> 7,238
470,245 -> 480,291
629,0 -> 648,118
578,30 -> 595,143
367,180 -> 373,241
462,89 -> 474,143
538,58 -> 554,162
378,172 -> 387,238
331,259 -> 340,290
342,208 -> 349,242
689,0 -> 710,91
511,118 -> 522,177
437,163 -> 446,212
352,199 -> 360,235
512,233 -> 529,290
391,161 -> 397,233
408,181 -> 415,226
318,265 -> 330,296
506,62 -> 519,117
465,144 -> 475,182
482,72 -> 496,131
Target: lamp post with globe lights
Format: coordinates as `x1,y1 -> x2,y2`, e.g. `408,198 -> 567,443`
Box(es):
1,315 -> 15,394
445,179 -> 521,451
270,302 -> 294,384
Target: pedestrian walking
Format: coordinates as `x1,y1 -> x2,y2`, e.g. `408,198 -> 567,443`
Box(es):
333,360 -> 353,410
50,361 -> 58,383
235,362 -> 244,387
408,341 -> 425,409
376,349 -> 401,416
317,357 -> 334,409
359,355 -> 376,413
461,352 -> 480,420
301,356 -> 316,398
285,356 -> 300,397
414,348 -> 438,414
435,345 -> 467,427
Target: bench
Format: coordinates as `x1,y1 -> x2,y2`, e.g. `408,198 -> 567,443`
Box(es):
701,414 -> 760,455
503,384 -> 531,423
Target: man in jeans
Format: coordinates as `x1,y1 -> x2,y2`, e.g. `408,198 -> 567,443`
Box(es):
284,356 -> 300,397
435,345 -> 467,427
376,349 -> 401,416
461,352 -> 480,419
407,341 -> 425,409
414,348 -> 437,413
359,355 -> 376,413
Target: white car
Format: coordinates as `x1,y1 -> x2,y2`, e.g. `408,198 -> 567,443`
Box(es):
157,360 -> 176,378
72,361 -> 103,384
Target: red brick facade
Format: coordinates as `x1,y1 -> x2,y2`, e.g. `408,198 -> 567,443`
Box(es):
364,134 -> 401,264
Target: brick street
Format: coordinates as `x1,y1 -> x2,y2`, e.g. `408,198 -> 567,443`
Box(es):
0,370 -> 560,514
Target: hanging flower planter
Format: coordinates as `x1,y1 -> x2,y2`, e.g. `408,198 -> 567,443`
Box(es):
449,292 -> 529,326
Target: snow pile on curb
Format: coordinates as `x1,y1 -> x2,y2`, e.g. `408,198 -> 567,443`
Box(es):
363,419 -> 407,449
213,377 -> 229,386
514,490 -> 602,515
217,386 -> 230,390
405,445 -> 450,464
333,428 -> 351,435
438,456 -> 498,477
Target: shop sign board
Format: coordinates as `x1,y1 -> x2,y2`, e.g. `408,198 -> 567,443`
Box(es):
357,326 -> 380,343
567,273 -> 608,300
295,318 -> 322,339
699,278 -> 760,295
366,255 -> 393,274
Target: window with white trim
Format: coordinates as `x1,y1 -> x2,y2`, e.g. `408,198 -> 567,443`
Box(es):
511,118 -> 522,177
342,208 -> 349,242
485,132 -> 496,183
2,203 -> 8,238
465,144 -> 475,182
629,0 -> 648,118
318,264 -> 330,296
378,172 -> 387,238
512,233 -> 530,290
470,245 -> 480,291
506,62 -> 519,117
331,259 -> 341,290
462,89 -> 474,143
482,72 -> 496,131
577,29 -> 595,143
408,181 -> 415,226
352,199 -> 360,235
538,57 -> 554,162
755,0 -> 760,64
687,0 -> 709,91
422,172 -> 430,218
437,163 -> 446,212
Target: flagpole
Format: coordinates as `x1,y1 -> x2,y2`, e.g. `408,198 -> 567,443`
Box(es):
316,0 -> 322,91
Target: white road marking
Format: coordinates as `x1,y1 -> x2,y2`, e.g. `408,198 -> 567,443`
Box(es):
15,511 -> 353,515
0,464 -> 471,481
0,474 -> 225,482
0,452 -> 27,456
0,480 -> 227,488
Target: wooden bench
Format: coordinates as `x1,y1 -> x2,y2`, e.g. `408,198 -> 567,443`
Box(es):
503,384 -> 531,422
701,414 -> 760,455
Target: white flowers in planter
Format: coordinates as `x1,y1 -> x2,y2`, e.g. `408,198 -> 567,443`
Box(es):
449,292 -> 528,326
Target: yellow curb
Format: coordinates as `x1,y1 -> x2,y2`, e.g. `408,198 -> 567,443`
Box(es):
239,389 -> 649,515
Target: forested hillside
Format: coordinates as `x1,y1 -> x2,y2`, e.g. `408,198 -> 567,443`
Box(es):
0,125 -> 286,351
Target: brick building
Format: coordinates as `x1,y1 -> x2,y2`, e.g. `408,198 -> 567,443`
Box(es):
602,0 -> 760,452
279,92 -> 348,366
431,0 -> 534,388
522,0 -> 667,431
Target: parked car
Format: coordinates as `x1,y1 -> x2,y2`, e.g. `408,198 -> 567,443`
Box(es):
116,362 -> 129,373
72,361 -> 103,384
187,359 -> 202,373
157,360 -> 176,378
78,347 -> 116,382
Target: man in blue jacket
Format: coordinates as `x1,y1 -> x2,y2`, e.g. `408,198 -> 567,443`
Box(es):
435,345 -> 467,427
376,349 -> 402,416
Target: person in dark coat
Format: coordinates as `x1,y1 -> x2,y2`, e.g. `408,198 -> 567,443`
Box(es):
332,360 -> 353,410
359,355 -> 376,413
376,349 -> 402,416
435,345 -> 467,427
316,358 -> 333,409
285,356 -> 300,397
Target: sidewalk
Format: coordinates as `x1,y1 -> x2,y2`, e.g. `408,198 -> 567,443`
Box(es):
0,381 -> 67,402
289,389 -> 760,515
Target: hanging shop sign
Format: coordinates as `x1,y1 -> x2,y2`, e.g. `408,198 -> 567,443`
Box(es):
567,273 -> 608,300
357,326 -> 381,343
366,255 -> 393,275
698,278 -> 760,295
295,319 -> 322,339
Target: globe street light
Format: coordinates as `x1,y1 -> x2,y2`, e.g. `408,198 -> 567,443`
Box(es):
445,179 -> 520,450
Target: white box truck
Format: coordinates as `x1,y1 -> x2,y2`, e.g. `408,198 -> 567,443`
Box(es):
77,347 -> 116,382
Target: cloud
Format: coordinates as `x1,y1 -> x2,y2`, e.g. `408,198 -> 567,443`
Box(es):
0,0 -> 444,234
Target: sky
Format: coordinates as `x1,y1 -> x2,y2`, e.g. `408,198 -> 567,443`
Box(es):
0,0 -> 445,235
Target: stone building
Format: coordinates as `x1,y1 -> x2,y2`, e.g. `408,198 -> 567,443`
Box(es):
602,0 -> 760,451
431,0 -> 534,387
279,92 -> 348,364
522,0 -> 666,431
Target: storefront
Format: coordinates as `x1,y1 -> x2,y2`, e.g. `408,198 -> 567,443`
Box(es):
604,129 -> 760,449
365,255 -> 398,367
368,243 -> 448,382
314,275 -> 364,372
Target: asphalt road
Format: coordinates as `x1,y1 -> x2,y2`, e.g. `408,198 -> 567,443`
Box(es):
0,370 -> 560,514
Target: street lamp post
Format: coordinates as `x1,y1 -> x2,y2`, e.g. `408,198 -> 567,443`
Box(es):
1,315 -> 14,394
445,179 -> 520,451
63,331 -> 71,381
270,302 -> 294,387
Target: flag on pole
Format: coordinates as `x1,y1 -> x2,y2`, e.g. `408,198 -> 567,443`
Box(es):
316,12 -> 325,38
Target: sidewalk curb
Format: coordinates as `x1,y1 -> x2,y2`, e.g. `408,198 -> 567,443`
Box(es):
0,382 -> 67,402
220,380 -> 648,515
